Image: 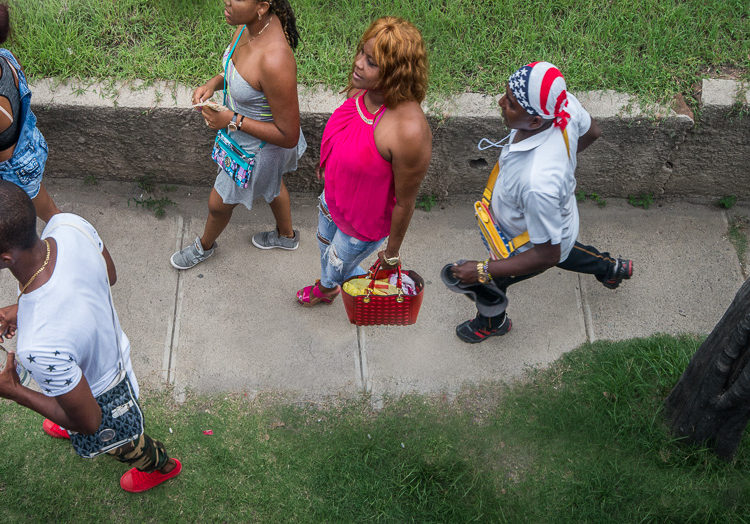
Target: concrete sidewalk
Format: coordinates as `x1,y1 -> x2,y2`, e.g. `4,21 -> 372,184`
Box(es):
1,178 -> 745,402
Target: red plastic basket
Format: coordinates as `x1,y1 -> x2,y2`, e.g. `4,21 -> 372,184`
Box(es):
342,261 -> 425,326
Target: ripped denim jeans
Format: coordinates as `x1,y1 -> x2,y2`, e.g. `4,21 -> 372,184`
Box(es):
317,192 -> 384,289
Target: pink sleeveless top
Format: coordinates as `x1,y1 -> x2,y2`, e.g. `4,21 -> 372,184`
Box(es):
320,91 -> 394,242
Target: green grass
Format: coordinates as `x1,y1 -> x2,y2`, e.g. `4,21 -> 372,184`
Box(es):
628,192 -> 654,209
2,334 -> 750,521
127,173 -> 177,218
127,195 -> 176,218
7,0 -> 749,104
416,193 -> 437,211
718,195 -> 738,209
576,190 -> 607,207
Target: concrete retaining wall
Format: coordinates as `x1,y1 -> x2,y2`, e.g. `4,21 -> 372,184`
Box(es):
31,78 -> 749,198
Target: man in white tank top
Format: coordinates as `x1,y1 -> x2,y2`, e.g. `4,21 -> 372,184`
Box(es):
0,181 -> 181,492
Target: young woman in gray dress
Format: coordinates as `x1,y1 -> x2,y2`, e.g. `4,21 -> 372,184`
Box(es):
171,0 -> 306,270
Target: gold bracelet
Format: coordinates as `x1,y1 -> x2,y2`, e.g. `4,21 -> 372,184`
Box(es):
476,261 -> 490,284
383,253 -> 401,266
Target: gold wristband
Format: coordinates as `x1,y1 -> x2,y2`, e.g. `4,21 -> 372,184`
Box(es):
477,259 -> 492,284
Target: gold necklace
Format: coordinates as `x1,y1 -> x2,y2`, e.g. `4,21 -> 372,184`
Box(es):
18,239 -> 50,297
247,19 -> 271,41
356,93 -> 384,125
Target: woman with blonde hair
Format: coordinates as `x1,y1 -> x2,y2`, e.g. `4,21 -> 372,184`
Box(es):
296,16 -> 432,305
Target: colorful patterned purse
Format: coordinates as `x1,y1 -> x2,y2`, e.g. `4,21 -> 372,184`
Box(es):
212,129 -> 263,189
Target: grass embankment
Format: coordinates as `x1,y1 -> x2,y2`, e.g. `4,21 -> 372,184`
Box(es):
8,0 -> 749,105
2,334 -> 749,521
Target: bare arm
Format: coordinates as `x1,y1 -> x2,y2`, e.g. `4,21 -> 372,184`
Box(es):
250,47 -> 301,148
378,107 -> 432,264
0,352 -> 101,434
577,118 -> 601,153
451,241 -> 560,284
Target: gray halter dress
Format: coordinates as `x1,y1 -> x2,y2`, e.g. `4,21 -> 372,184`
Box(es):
214,44 -> 307,209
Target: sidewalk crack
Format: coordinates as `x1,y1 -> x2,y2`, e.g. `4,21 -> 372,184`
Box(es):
356,325 -> 371,394
163,215 -> 186,387
578,273 -> 596,343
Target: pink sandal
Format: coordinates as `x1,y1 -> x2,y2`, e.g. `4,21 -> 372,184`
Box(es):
296,280 -> 341,306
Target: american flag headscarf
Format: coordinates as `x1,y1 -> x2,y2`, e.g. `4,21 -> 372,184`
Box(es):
508,61 -> 570,131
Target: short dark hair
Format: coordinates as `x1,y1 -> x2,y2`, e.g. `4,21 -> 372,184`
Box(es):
0,180 -> 37,254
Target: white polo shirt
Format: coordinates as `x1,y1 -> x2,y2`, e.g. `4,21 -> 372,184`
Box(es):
490,93 -> 591,262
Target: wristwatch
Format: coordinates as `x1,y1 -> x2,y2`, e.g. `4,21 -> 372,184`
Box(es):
383,253 -> 400,266
227,112 -> 239,132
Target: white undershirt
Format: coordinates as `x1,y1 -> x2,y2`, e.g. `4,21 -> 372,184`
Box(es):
16,213 -> 138,398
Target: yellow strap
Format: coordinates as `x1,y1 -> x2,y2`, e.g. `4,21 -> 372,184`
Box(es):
511,230 -> 530,248
481,160 -> 529,252
482,161 -> 500,202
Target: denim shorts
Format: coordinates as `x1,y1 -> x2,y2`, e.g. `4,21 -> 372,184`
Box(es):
0,126 -> 48,199
317,192 -> 385,288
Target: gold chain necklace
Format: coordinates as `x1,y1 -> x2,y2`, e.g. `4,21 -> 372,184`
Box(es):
18,239 -> 50,298
356,93 -> 384,125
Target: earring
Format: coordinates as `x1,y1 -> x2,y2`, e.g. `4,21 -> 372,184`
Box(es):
258,12 -> 261,20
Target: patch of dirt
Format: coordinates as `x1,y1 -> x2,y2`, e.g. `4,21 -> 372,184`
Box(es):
699,65 -> 748,81
453,382 -> 509,425
672,93 -> 694,119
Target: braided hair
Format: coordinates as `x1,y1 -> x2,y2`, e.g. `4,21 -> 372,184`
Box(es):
268,0 -> 299,50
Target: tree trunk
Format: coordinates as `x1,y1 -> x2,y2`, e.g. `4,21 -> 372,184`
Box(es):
664,278 -> 750,459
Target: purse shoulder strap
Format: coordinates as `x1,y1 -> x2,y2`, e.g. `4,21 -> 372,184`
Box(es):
44,221 -> 125,373
562,127 -> 571,159
223,26 -> 245,107
481,161 -> 530,249
482,161 -> 501,203
221,26 -> 266,150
